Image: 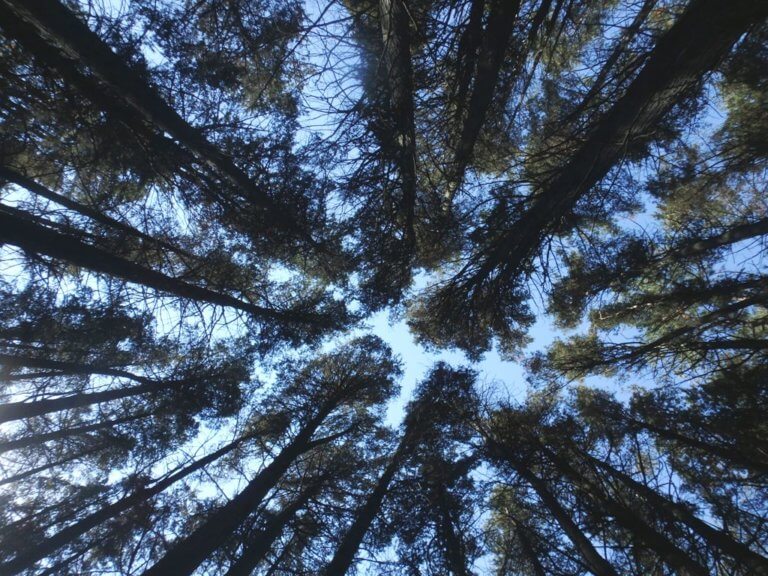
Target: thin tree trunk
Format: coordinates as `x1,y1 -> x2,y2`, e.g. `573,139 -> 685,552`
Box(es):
0,166 -> 195,261
0,410 -> 154,454
322,435 -> 410,575
561,0 -> 657,124
447,0 -> 522,204
485,435 -> 618,576
0,445 -> 104,488
513,520 -> 547,576
0,205 -> 314,324
224,480 -> 324,576
0,352 -> 155,385
538,442 -> 709,576
378,0 -> 417,247
625,414 -> 768,474
0,0 -> 295,232
0,377 -> 185,424
514,464 -> 619,576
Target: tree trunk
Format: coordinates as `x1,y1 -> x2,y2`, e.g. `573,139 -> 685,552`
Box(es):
538,442 -> 709,576
582,450 -> 768,574
513,464 -> 619,576
0,410 -> 154,454
0,0 -> 295,232
0,445 -> 104,488
626,414 -> 768,474
0,378 -> 185,424
224,480 -> 324,576
0,205 -> 310,324
322,435 -> 409,575
141,407 -> 335,576
448,0 -> 522,203
0,166 -> 194,261
487,438 -> 618,576
378,0 -> 417,247
468,0 -> 768,289
0,434 -> 251,575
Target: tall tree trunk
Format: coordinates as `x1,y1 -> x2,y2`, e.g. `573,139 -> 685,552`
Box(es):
224,479 -> 325,576
0,377 -> 185,424
0,434 -> 251,575
322,434 -> 410,575
625,414 -> 768,474
378,0 -> 417,247
0,0 -> 297,232
561,0 -> 657,125
0,445 -> 104,488
435,485 -> 473,576
466,0 -> 768,290
0,166 -> 194,261
538,442 -> 709,576
0,352 -> 155,385
513,465 -> 619,576
0,205 -> 313,324
486,438 -> 618,576
513,520 -> 547,576
141,406 -> 336,576
447,0 -> 522,205
0,410 -> 154,454
581,449 -> 768,573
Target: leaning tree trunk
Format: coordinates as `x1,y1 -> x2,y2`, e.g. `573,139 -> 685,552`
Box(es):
0,434 -> 251,575
224,479 -> 326,576
581,449 -> 768,574
465,0 -> 768,290
140,404 -> 337,576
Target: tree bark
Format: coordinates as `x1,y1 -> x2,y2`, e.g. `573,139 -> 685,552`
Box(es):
582,449 -> 768,574
322,434 -> 410,575
378,0 -> 417,247
0,0 -> 297,232
0,434 -> 251,575
0,205 -> 313,324
141,406 -> 336,576
0,410 -> 153,454
466,0 -> 768,290
538,442 -> 709,576
224,480 -> 324,576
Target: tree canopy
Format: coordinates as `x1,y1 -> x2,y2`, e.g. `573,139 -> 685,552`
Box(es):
0,0 -> 767,574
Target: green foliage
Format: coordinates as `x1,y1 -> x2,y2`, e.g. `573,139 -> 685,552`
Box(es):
0,0 -> 767,574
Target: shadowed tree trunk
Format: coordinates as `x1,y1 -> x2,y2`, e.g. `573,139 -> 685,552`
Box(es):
322,433 -> 411,575
446,0 -> 522,206
224,479 -> 325,576
537,441 -> 709,576
0,434 -> 253,575
580,449 -> 768,573
464,0 -> 768,291
0,410 -> 154,454
0,0 -> 299,233
378,0 -> 417,248
141,404 -> 338,576
0,205 -> 318,324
